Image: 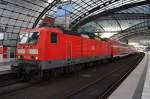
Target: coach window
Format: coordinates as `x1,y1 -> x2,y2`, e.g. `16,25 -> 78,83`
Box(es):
51,32 -> 58,43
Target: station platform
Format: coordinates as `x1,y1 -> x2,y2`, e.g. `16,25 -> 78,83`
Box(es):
0,65 -> 11,75
0,58 -> 14,66
0,58 -> 14,75
109,52 -> 150,99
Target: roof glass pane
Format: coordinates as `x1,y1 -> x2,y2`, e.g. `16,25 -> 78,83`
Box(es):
0,0 -> 148,46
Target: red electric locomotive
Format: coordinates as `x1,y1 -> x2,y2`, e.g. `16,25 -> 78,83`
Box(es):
11,27 -> 136,80
12,27 -> 112,80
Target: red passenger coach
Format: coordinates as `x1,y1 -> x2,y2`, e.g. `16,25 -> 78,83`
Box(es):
11,27 -> 135,80
108,39 -> 135,58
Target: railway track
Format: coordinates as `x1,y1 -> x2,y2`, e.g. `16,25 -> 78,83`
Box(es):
0,53 -> 144,99
98,53 -> 144,99
0,73 -> 18,87
0,79 -> 20,87
59,53 -> 144,99
98,54 -> 144,99
0,78 -> 42,95
0,73 -> 41,95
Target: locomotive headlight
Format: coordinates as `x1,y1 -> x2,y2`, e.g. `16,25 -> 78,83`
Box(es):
17,49 -> 25,54
17,55 -> 21,59
35,56 -> 39,60
29,49 -> 38,54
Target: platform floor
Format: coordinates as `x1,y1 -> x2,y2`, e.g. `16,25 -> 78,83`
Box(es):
0,65 -> 11,75
142,52 -> 150,99
0,58 -> 14,75
109,52 -> 149,99
0,58 -> 14,66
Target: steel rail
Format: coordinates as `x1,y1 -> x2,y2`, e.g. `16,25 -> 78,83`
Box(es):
59,53 -> 144,99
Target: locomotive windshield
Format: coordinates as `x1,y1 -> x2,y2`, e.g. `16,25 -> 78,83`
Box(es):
19,32 -> 39,44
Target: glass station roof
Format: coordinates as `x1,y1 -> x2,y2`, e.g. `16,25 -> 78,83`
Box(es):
0,0 -> 149,46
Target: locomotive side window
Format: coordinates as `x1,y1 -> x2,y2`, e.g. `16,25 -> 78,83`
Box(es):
51,32 -> 58,43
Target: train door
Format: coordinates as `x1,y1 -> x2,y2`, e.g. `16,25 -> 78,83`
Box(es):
65,40 -> 72,61
47,31 -> 61,60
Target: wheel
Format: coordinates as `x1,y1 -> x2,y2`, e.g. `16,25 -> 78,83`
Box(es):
21,70 -> 31,81
42,70 -> 51,80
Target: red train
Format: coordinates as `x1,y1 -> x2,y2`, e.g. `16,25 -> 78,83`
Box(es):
11,27 -> 136,80
0,46 -> 8,59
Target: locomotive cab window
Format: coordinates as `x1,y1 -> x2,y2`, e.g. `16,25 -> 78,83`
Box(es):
19,31 -> 39,44
51,32 -> 58,43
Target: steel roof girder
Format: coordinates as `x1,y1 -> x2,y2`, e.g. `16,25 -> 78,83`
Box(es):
71,0 -> 150,31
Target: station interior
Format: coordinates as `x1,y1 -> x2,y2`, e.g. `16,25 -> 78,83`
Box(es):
0,0 -> 150,99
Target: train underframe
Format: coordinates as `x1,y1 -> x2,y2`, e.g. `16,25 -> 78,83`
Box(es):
11,55 -> 128,81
